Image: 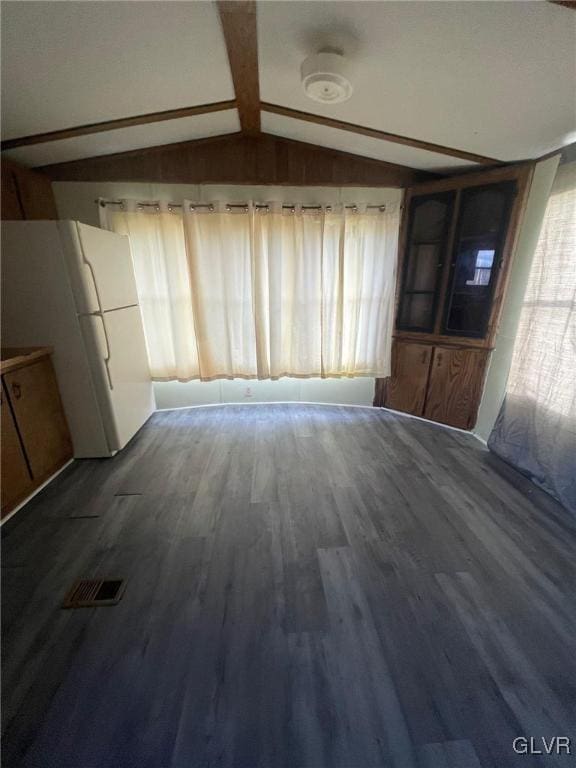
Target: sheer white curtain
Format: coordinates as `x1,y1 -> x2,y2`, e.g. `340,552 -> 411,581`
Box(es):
183,204 -> 257,378
488,162 -> 576,512
251,203 -> 399,379
101,201 -> 200,380
102,200 -> 399,382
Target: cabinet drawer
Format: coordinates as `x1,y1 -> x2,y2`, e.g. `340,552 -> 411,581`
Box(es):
1,382 -> 33,516
3,358 -> 72,481
424,346 -> 489,429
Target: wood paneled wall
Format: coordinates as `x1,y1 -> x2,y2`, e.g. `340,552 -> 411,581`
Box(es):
1,158 -> 58,220
39,132 -> 434,187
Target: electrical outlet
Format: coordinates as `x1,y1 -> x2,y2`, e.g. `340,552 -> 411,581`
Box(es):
244,386 -> 253,398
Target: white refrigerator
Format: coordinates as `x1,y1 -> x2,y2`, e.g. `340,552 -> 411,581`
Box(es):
1,221 -> 155,458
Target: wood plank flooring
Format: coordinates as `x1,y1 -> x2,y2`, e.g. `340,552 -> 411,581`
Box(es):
2,404 -> 576,768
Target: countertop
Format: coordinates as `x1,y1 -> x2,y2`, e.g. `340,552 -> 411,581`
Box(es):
0,346 -> 53,375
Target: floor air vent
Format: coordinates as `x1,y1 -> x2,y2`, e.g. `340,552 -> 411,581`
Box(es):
63,578 -> 126,608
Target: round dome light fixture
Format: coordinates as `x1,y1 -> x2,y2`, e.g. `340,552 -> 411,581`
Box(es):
301,51 -> 353,104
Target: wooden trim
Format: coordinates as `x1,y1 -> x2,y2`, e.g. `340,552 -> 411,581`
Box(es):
0,101 -> 237,151
394,332 -> 493,351
549,1 -> 576,9
216,1 -> 260,135
392,335 -> 494,351
0,347 -> 54,376
484,164 -> 533,346
393,188 -> 409,318
261,102 -> 500,166
433,190 -> 462,336
409,163 -> 531,195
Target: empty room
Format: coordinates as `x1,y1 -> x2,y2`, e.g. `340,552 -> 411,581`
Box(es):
1,1 -> 575,767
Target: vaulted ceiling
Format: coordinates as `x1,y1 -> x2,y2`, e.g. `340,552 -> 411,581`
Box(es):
1,0 -> 574,173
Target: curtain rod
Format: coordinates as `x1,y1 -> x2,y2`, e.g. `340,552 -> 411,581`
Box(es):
96,199 -> 389,212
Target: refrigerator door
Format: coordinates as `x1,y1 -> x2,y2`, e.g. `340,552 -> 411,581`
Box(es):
79,305 -> 155,452
59,221 -> 140,314
1,221 -> 111,458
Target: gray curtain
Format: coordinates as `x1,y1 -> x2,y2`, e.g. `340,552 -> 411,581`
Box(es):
488,162 -> 576,513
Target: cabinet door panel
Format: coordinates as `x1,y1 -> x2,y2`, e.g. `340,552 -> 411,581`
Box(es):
1,382 -> 32,516
385,342 -> 432,416
443,182 -> 516,338
397,192 -> 455,333
424,347 -> 489,429
4,359 -> 72,480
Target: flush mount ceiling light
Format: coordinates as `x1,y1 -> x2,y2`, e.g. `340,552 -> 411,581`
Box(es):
301,51 -> 353,104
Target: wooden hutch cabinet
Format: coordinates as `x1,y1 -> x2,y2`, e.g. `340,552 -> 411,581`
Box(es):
375,164 -> 533,430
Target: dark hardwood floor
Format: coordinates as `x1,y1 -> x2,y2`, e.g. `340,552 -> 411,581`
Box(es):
2,404 -> 576,768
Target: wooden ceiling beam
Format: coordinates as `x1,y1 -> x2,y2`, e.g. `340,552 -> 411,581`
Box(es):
261,102 -> 500,166
0,101 -> 237,151
216,1 -> 261,136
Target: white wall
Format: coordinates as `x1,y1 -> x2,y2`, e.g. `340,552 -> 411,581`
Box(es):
474,155 -> 560,441
154,377 -> 377,410
53,182 -> 401,408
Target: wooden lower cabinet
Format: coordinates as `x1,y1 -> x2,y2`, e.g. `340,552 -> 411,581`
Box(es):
3,359 -> 72,481
385,342 -> 433,415
1,348 -> 72,519
380,340 -> 489,430
1,384 -> 33,515
424,346 -> 489,430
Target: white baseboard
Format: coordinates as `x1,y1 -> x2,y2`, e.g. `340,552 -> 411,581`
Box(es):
155,400 -> 376,412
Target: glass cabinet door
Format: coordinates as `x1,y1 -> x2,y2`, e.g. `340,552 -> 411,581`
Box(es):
442,181 -> 516,338
397,191 -> 455,332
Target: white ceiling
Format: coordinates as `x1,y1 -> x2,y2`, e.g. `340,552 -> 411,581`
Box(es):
258,0 -> 576,162
262,112 -> 474,171
0,1 -> 234,138
1,1 -> 574,171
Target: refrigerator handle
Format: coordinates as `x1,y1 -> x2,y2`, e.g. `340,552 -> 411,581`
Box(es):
79,310 -> 114,390
81,246 -> 106,316
95,312 -> 114,391
79,242 -> 114,390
